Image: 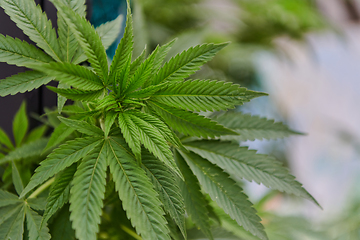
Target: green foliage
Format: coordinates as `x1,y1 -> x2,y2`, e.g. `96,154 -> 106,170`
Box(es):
0,0 -> 319,239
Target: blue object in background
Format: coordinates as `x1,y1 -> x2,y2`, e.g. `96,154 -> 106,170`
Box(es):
89,0 -> 127,59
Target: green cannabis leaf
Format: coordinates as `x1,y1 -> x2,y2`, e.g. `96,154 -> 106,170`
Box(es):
0,0 -> 320,239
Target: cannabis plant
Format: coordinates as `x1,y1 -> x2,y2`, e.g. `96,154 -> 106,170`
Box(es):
0,0 -> 319,239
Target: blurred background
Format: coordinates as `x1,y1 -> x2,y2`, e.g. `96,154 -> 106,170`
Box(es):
1,0 -> 360,239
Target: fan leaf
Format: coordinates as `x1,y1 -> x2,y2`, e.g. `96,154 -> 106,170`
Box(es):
151,80 -> 267,112
185,140 -> 319,206
148,101 -> 237,138
141,151 -> 186,238
0,34 -> 52,67
58,117 -> 104,136
107,136 -> 170,240
0,190 -> 22,207
117,112 -> 141,162
0,0 -> 61,61
151,42 -> 228,85
34,62 -> 104,91
47,86 -> 104,102
174,151 -> 213,240
109,1 -> 133,87
42,164 -> 77,225
26,206 -> 51,240
127,111 -> 180,176
179,150 -> 268,240
55,0 -> 108,80
0,138 -> 48,164
0,204 -> 25,240
20,137 -> 102,198
12,101 -> 28,147
0,71 -> 52,97
70,141 -> 108,240
214,112 -> 303,141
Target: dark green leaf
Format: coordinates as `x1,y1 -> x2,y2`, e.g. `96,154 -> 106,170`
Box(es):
0,138 -> 48,164
12,161 -> 24,195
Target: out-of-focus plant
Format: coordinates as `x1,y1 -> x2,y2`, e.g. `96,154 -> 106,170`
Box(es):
135,0 -> 326,86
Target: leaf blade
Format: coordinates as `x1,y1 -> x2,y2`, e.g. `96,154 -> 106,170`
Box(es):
152,80 -> 267,112
58,117 -> 104,136
0,0 -> 61,61
47,86 -> 104,102
180,150 -> 268,240
0,34 -> 52,67
152,42 -> 228,85
56,0 -> 109,80
20,137 -> 102,198
0,71 -> 53,97
185,140 -> 319,206
214,112 -> 303,141
70,141 -> 108,240
148,101 -> 237,138
107,137 -> 170,240
141,151 -> 186,239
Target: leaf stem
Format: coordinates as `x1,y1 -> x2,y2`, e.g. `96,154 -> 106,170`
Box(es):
120,225 -> 142,240
28,177 -> 55,199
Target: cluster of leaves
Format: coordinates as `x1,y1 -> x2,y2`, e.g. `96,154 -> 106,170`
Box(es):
0,0 -> 320,239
